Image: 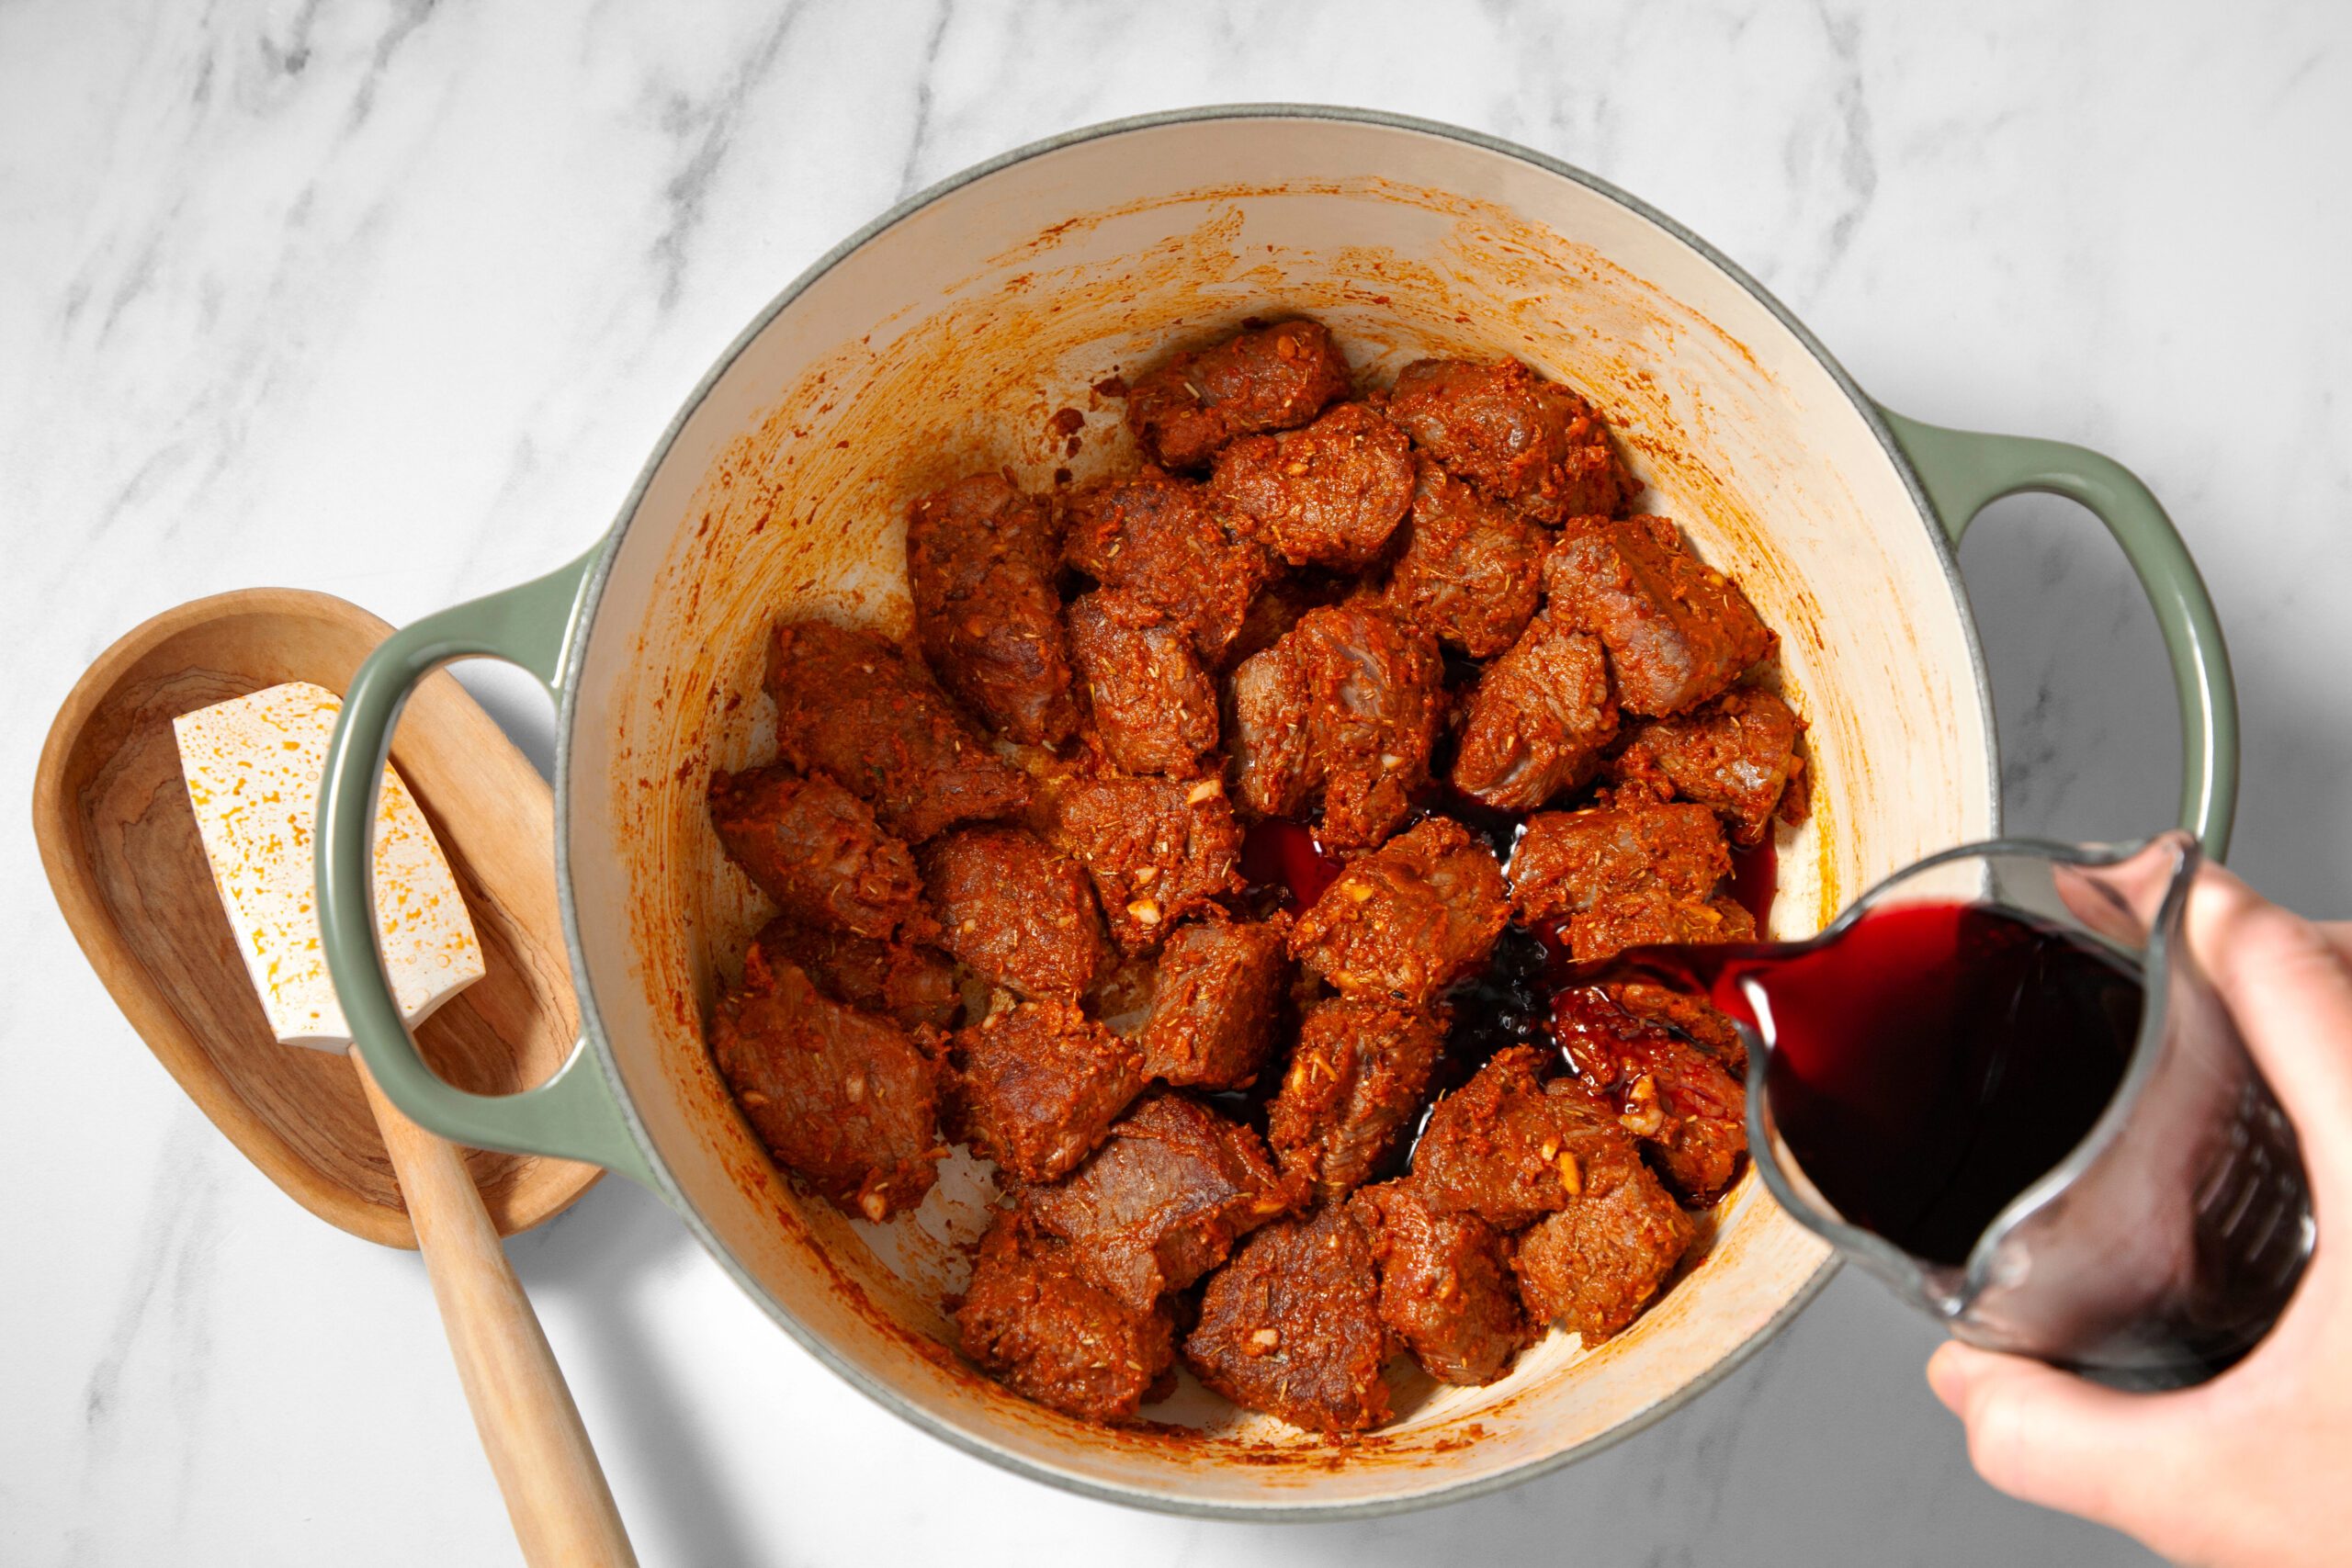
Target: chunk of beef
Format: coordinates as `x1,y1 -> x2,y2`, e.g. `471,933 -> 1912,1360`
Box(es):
1227,601 -> 1443,849
707,946 -> 944,1222
1543,516 -> 1772,716
1349,1179 -> 1532,1386
1510,801 -> 1733,919
1554,987 -> 1748,1206
1222,573 -> 1323,671
1289,818 -> 1508,1005
1227,636 -> 1317,820
752,918 -> 963,1032
1384,455 -> 1545,657
1086,951 -> 1160,1041
1067,591 -> 1219,777
1023,1091 -> 1295,1312
1409,1045 -> 1652,1229
1579,890 -> 1755,962
1385,358 -> 1638,525
1267,999 -> 1446,1203
709,763 -> 933,942
1610,685 -> 1809,846
765,619 -> 1031,841
1061,470 -> 1275,665
1450,618 -> 1620,813
1209,401 -> 1415,571
1045,773 -> 1244,955
1184,1205 -> 1392,1435
1139,916 -> 1293,1089
906,471 -> 1080,746
1609,979 -> 1748,1065
1509,801 -> 1749,963
946,998 -> 1145,1183
1512,1161 -> 1694,1344
1287,601 -> 1447,849
1125,319 -> 1352,470
956,1208 -> 1176,1423
921,826 -> 1106,998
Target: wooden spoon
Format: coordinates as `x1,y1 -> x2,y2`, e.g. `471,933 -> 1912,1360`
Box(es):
33,589 -> 629,1562
32,587 -> 599,1241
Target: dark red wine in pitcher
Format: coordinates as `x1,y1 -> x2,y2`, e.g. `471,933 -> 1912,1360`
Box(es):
1601,900 -> 2143,1267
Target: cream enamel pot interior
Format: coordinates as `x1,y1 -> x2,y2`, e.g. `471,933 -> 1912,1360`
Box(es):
316,107 -> 2237,1517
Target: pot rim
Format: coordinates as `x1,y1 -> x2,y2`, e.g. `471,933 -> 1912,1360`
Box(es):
550,102 -> 1999,1519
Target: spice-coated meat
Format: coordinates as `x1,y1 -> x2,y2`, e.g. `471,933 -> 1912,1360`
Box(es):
956,1208 -> 1176,1423
1067,591 -> 1220,777
1450,618 -> 1620,813
1086,951 -> 1161,1042
1385,357 -> 1638,525
1509,800 -> 1746,963
1125,318 -> 1352,471
1061,470 -> 1276,665
921,826 -> 1107,998
1226,636 -> 1317,820
708,763 -> 934,942
1045,773 -> 1244,955
752,918 -> 963,1033
1290,818 -> 1509,1006
1267,998 -> 1446,1204
1543,516 -> 1772,716
946,998 -> 1145,1183
1383,455 -> 1546,657
765,619 -> 1032,842
1209,401 -> 1416,572
1512,1159 -> 1694,1344
1510,801 -> 1709,926
1409,1045 -> 1651,1230
1221,573 -> 1325,671
1184,1204 -> 1392,1435
1349,1179 -> 1532,1387
1227,600 -> 1443,850
1022,1090 -> 1295,1312
1570,888 -> 1757,963
707,946 -> 945,1223
1610,685 -> 1808,846
1609,980 -> 1747,1065
1138,916 -> 1293,1090
1553,987 -> 1748,1207
906,472 -> 1080,746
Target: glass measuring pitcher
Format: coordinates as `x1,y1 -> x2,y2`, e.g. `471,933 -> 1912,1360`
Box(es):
1619,831 -> 2314,1390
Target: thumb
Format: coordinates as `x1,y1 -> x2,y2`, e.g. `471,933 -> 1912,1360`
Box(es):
1927,1341 -> 2183,1528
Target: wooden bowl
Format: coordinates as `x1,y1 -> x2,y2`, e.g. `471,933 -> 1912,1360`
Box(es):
33,588 -> 602,1247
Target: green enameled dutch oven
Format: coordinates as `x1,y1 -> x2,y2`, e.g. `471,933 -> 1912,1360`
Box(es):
318,106 -> 2234,1518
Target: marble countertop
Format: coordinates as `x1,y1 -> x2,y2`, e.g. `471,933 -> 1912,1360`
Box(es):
7,2 -> 2346,1563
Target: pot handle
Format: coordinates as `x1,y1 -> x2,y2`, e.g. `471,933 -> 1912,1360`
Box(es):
1877,407 -> 2239,857
316,549 -> 659,1190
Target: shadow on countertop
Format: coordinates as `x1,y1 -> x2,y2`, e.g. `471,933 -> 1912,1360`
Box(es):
505,1177 -> 768,1568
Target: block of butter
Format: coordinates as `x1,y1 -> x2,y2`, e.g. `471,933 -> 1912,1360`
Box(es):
173,681 -> 485,1052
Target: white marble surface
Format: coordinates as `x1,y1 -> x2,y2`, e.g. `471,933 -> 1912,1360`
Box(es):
6,2 -> 2348,1563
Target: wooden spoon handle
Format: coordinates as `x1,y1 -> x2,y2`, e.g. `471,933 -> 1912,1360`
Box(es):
352,1048 -> 638,1567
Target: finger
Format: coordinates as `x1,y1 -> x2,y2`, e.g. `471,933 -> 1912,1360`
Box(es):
2188,869 -> 2352,1192
2321,919 -> 2352,968
1927,1341 -> 2188,1529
